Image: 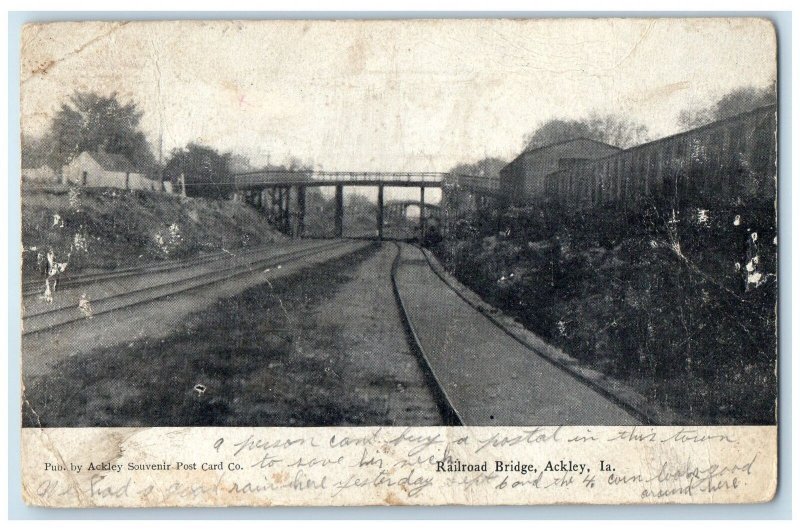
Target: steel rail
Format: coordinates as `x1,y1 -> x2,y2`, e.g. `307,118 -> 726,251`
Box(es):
389,242 -> 464,426
413,243 -> 656,425
22,240 -> 355,336
21,242 -> 299,296
23,240 -> 340,319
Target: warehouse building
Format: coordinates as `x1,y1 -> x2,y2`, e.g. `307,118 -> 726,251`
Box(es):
498,105 -> 776,211
545,105 -> 777,211
499,138 -> 621,202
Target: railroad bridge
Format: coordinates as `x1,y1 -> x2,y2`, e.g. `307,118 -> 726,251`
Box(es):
232,170 -> 500,240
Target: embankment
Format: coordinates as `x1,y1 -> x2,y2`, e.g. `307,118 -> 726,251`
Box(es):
21,185 -> 287,279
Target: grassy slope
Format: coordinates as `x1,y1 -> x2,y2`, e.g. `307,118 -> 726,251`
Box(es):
21,186 -> 287,278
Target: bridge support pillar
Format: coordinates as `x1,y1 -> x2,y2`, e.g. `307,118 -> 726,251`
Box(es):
294,185 -> 305,238
335,184 -> 344,238
377,185 -> 384,241
282,186 -> 292,235
419,187 -> 426,244
270,187 -> 281,224
273,187 -> 283,228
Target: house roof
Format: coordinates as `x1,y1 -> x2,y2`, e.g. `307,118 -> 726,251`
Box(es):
85,151 -> 142,173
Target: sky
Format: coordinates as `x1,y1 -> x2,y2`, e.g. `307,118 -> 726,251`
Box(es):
21,18 -> 776,178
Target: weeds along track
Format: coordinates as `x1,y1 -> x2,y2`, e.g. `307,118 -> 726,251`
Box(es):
22,240 -> 355,336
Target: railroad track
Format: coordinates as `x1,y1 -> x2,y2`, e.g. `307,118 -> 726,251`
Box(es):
392,241 -> 651,425
22,240 -> 324,316
389,241 -> 464,426
22,239 -> 358,336
21,241 -> 301,297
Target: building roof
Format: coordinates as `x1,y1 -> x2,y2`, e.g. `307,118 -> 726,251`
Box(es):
520,137 -> 621,158
85,151 -> 142,173
501,137 -> 622,174
545,104 -> 778,174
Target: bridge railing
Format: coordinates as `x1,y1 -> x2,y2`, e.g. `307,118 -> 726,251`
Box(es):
384,200 -> 442,210
234,170 -> 449,188
234,171 -> 312,187
452,174 -> 502,194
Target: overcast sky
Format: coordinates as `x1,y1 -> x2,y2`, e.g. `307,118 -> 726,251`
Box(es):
21,18 -> 776,175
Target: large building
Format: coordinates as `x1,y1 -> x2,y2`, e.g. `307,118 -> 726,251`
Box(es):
62,151 -> 158,191
546,105 -> 777,211
496,105 -> 776,211
499,138 -> 622,201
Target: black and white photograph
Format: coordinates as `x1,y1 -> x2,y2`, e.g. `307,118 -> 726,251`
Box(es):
19,18 -> 777,432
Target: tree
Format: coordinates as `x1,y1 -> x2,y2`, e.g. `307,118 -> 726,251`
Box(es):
21,133 -> 55,169
286,157 -> 313,171
678,84 -> 777,129
443,157 -> 508,217
449,157 -> 508,178
524,114 -> 649,151
228,154 -> 254,174
48,91 -> 156,172
163,143 -> 232,199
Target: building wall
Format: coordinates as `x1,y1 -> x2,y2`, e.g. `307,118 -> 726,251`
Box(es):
500,139 -> 621,202
127,173 -> 159,191
545,105 -> 777,211
62,153 -> 155,191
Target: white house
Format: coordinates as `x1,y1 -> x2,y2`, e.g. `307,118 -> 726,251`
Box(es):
61,151 -> 158,191
21,164 -> 58,183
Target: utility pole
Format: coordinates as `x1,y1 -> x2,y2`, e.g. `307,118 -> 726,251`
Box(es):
158,129 -> 164,192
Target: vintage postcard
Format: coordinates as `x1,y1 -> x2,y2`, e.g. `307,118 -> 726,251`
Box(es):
19,18 -> 777,507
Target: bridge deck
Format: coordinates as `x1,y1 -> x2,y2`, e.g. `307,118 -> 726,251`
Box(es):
233,170 -> 502,196
235,171 -> 447,189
